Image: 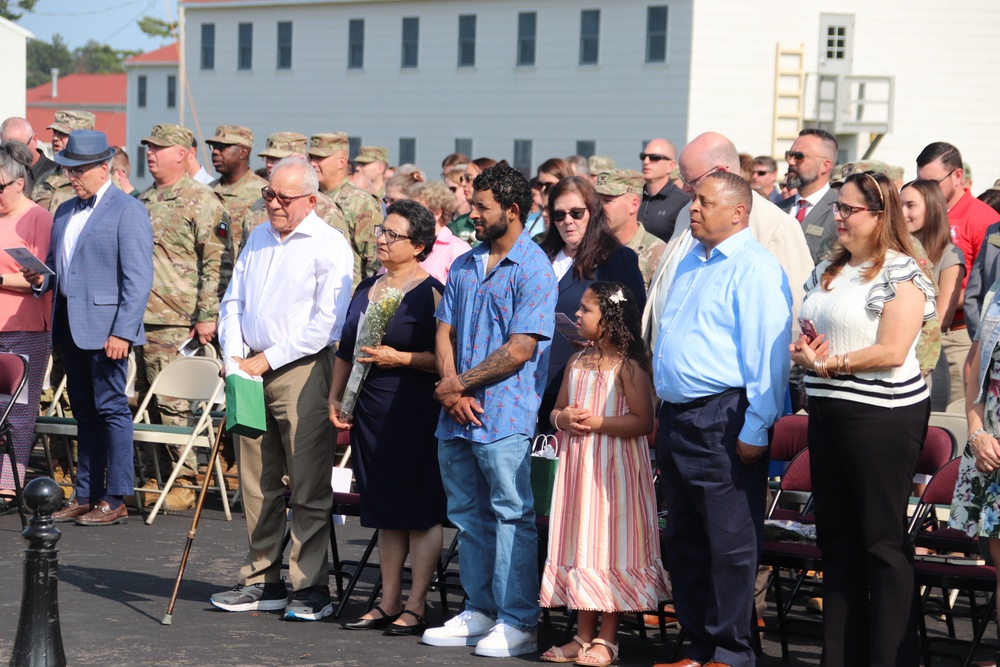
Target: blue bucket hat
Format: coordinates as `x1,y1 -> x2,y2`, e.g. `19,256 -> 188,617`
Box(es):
53,130 -> 115,167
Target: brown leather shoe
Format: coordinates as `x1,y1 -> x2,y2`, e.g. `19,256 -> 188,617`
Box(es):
52,499 -> 90,523
74,501 -> 127,526
653,660 -> 703,667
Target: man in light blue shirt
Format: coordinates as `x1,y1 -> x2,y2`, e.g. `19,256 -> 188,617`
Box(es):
652,171 -> 791,667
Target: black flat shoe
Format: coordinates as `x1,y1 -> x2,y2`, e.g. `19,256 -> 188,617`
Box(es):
383,610 -> 427,636
341,604 -> 400,630
0,495 -> 19,516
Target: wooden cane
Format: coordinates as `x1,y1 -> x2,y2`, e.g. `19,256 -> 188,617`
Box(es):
162,415 -> 227,625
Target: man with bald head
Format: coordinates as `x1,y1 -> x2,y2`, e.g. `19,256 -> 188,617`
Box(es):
643,132 -> 813,351
652,171 -> 791,667
0,116 -> 56,192
639,138 -> 689,240
778,128 -> 840,263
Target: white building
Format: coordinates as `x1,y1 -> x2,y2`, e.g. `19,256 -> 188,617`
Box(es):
0,17 -> 33,123
123,43 -> 180,191
124,0 -> 1000,188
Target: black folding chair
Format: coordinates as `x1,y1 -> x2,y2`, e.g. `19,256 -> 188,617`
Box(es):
0,353 -> 30,527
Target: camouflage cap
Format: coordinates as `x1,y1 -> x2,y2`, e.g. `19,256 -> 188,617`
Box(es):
963,161 -> 972,178
354,146 -> 389,164
141,123 -> 194,148
835,160 -> 892,183
206,124 -> 254,149
594,169 -> 644,197
669,165 -> 681,180
258,132 -> 308,159
47,110 -> 96,134
308,132 -> 350,158
588,156 -> 615,176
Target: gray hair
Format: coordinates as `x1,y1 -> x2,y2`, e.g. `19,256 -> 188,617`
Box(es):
565,154 -> 589,176
271,154 -> 319,195
0,140 -> 32,184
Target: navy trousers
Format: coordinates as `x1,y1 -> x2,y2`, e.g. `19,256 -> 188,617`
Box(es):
55,301 -> 134,499
656,391 -> 769,667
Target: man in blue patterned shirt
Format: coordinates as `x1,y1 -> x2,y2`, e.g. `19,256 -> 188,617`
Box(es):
653,172 -> 791,667
424,163 -> 557,658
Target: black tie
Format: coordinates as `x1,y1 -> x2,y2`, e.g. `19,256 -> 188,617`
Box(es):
75,196 -> 95,212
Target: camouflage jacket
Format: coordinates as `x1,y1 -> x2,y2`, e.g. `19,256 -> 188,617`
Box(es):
139,174 -> 228,326
31,172 -> 75,214
324,178 -> 383,285
211,170 -> 267,296
624,222 -> 667,291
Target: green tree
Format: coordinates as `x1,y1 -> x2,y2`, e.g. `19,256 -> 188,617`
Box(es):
0,0 -> 37,21
73,40 -> 140,74
138,16 -> 176,39
26,33 -> 72,88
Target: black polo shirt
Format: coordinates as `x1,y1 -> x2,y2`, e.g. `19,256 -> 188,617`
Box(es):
638,180 -> 690,241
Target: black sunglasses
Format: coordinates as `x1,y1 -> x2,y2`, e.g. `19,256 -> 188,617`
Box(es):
752,170 -> 772,177
261,186 -> 311,207
552,207 -> 587,223
640,152 -> 674,162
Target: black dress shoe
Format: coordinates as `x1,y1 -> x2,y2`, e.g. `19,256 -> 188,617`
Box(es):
383,610 -> 427,636
341,604 -> 399,630
0,495 -> 18,516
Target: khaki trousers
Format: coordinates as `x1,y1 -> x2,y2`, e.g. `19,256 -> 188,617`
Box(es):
236,349 -> 334,591
941,327 -> 972,408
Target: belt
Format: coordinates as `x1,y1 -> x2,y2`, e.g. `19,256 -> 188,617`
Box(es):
942,323 -> 967,333
670,387 -> 744,411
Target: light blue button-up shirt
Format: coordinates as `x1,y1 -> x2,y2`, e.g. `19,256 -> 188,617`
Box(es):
654,228 -> 792,446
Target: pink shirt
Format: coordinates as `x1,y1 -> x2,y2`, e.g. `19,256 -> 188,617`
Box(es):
420,226 -> 471,285
0,203 -> 53,332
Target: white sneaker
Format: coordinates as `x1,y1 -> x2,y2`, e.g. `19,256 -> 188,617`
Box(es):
474,622 -> 538,658
421,610 -> 496,647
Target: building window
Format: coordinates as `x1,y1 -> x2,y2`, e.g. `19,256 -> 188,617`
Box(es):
166,75 -> 176,108
517,12 -> 536,66
237,23 -> 253,70
201,23 -> 215,70
401,17 -> 419,69
136,145 -> 147,178
576,141 -> 596,158
579,9 -> 600,65
513,139 -> 533,177
646,6 -> 668,63
137,75 -> 147,108
348,136 -> 362,162
277,22 -> 293,69
826,24 -> 847,59
348,19 -> 364,69
458,15 -> 476,67
455,138 -> 472,157
399,138 -> 416,165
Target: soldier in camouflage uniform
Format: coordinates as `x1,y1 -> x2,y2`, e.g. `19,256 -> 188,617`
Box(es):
238,132 -> 348,254
137,124 -> 228,507
31,110 -> 95,213
206,125 -> 267,296
595,169 -> 667,290
353,145 -> 389,200
588,155 -> 615,185
308,132 -> 383,285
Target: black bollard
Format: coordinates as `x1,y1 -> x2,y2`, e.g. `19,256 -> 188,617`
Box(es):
9,478 -> 66,667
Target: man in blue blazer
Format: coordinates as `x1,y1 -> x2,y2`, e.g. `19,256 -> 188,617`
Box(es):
24,130 -> 153,526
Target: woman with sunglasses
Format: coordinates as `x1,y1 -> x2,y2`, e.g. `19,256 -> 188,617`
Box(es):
537,176 -> 645,430
0,141 -> 53,514
790,171 -> 935,667
330,200 -> 446,636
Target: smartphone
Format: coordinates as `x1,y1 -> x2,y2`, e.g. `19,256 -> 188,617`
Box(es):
798,318 -> 819,342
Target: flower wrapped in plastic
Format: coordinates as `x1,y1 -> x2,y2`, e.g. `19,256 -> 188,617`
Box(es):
340,286 -> 406,421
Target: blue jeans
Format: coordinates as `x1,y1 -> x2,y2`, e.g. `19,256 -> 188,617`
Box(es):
438,434 -> 539,631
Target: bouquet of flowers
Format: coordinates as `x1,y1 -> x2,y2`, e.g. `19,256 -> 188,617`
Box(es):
340,286 -> 406,421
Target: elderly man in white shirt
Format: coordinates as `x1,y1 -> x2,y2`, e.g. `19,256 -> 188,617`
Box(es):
211,154 -> 353,622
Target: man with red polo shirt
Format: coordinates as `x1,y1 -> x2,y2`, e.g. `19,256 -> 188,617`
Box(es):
916,142 -> 1000,404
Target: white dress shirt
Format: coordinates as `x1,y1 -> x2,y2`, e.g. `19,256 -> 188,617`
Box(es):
193,166 -> 214,185
59,179 -> 112,298
218,210 -> 354,370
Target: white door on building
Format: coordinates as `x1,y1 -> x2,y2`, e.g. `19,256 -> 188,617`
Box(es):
818,13 -> 854,76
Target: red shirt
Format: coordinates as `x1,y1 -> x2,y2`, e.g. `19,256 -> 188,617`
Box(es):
950,190 -> 1000,325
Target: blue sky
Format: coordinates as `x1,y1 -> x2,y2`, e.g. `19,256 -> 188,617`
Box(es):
15,0 -> 180,53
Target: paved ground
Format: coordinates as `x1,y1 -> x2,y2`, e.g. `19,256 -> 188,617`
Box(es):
0,493 -> 992,666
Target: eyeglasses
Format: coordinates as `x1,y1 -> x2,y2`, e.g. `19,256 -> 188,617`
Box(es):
0,179 -> 19,194
62,162 -> 103,178
640,152 -> 674,162
935,169 -> 956,184
447,185 -> 460,194
260,187 -> 311,207
784,151 -> 816,163
752,170 -> 772,177
374,224 -> 411,244
832,201 -> 875,218
552,207 -> 587,223
681,165 -> 720,189
539,181 -> 558,193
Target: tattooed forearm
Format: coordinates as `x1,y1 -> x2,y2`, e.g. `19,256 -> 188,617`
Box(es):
458,334 -> 538,390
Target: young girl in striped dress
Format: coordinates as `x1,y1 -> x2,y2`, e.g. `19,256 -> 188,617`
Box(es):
540,281 -> 669,667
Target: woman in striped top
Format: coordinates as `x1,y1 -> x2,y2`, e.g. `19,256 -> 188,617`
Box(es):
789,171 -> 936,667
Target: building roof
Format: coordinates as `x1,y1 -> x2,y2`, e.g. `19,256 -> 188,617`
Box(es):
0,15 -> 33,39
124,42 -> 179,65
26,73 -> 127,147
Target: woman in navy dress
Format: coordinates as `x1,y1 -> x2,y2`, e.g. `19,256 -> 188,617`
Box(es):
330,200 -> 446,636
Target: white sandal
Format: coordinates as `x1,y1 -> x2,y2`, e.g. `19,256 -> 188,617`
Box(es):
540,634 -> 590,663
574,638 -> 619,667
